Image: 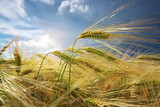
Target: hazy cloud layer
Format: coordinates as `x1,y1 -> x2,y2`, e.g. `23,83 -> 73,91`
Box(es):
33,0 -> 54,5
0,0 -> 26,19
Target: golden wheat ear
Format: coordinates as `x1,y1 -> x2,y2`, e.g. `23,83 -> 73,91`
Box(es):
136,55 -> 160,61
65,47 -> 83,54
52,51 -> 75,64
13,37 -> 21,75
14,44 -> 21,66
82,47 -> 117,61
0,37 -> 18,56
78,31 -> 110,40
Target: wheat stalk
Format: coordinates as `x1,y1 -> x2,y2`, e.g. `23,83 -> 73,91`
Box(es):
36,51 -> 75,80
37,54 -> 53,63
85,98 -> 103,106
135,79 -> 160,86
85,97 -> 117,107
136,55 -> 160,61
0,37 -> 18,56
20,69 -> 33,76
51,51 -> 76,94
52,51 -> 75,64
75,58 -> 104,73
51,30 -> 117,96
82,47 -> 117,61
36,52 -> 52,79
13,38 -> 21,75
78,31 -> 110,40
65,47 -> 83,54
67,31 -> 112,89
53,62 -> 68,100
52,30 -> 114,92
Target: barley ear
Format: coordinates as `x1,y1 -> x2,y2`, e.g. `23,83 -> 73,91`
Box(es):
85,98 -> 105,106
82,47 -> 117,61
13,38 -> 21,75
136,55 -> 160,61
78,31 -> 109,40
65,47 -> 83,54
52,51 -> 75,64
0,37 -> 18,56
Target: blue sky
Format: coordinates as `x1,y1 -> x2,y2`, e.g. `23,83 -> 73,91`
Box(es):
0,0 -> 160,55
0,0 -> 114,52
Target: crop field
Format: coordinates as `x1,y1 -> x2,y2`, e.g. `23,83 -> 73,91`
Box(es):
0,31 -> 160,107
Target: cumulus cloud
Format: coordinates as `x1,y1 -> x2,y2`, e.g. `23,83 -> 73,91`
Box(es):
22,30 -> 68,52
58,0 -> 89,15
23,34 -> 53,49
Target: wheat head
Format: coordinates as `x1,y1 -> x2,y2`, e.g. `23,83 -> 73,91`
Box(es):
52,51 -> 75,64
136,55 -> 160,61
78,31 -> 109,40
65,47 -> 83,54
0,37 -> 18,56
83,47 -> 116,61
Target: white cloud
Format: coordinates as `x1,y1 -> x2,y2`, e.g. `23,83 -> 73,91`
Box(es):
0,0 -> 44,38
0,0 -> 26,19
79,5 -> 89,13
23,34 -> 53,49
58,0 -> 89,15
22,30 -> 68,52
0,17 -> 43,38
33,0 -> 54,5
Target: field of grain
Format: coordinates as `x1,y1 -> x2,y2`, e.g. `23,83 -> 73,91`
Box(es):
0,30 -> 160,107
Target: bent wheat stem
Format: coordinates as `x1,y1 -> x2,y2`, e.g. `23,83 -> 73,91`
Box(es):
68,38 -> 79,89
36,52 -> 52,79
68,31 -> 111,89
54,62 -> 68,100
